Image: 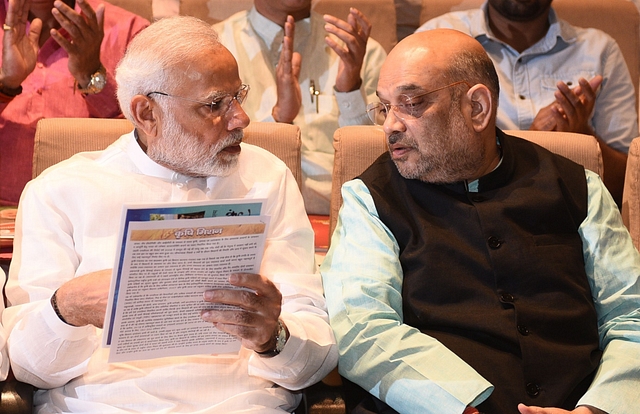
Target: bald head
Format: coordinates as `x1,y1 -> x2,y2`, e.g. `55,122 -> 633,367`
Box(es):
383,29 -> 499,107
375,29 -> 502,184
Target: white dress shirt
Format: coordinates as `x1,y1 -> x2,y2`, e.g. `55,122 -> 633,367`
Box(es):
4,131 -> 338,413
214,8 -> 387,214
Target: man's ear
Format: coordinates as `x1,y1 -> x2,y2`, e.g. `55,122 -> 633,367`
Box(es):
130,95 -> 159,141
467,84 -> 493,132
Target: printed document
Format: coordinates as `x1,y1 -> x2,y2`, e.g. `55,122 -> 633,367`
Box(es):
103,199 -> 268,363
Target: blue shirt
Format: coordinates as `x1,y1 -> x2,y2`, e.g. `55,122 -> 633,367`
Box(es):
321,171 -> 640,414
418,3 -> 638,153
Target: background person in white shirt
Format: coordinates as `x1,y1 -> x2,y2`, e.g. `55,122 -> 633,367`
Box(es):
3,16 -> 337,413
214,0 -> 386,214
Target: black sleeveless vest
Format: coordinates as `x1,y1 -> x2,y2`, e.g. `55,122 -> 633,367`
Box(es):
358,131 -> 601,413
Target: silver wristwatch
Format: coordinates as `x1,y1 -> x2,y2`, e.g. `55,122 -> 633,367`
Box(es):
256,319 -> 288,358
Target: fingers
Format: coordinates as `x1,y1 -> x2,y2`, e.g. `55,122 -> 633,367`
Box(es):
273,15 -> 302,123
210,273 -> 282,304
278,16 -> 295,75
323,7 -> 371,41
4,0 -> 28,31
27,19 -> 43,45
530,103 -> 561,131
201,273 -> 282,350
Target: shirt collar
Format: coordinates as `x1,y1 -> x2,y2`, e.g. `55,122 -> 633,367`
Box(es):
247,6 -> 311,53
474,2 -> 577,54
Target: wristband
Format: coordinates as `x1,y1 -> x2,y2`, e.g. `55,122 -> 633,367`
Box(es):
51,289 -> 70,325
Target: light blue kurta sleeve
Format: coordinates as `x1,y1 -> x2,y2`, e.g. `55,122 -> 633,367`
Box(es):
577,171 -> 640,414
320,179 -> 493,414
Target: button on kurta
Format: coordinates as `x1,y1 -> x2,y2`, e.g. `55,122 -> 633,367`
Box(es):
517,324 -> 529,336
526,382 -> 541,397
487,236 -> 503,249
500,292 -> 514,303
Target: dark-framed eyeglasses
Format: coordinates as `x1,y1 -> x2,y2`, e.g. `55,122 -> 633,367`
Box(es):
147,84 -> 250,115
366,81 -> 472,125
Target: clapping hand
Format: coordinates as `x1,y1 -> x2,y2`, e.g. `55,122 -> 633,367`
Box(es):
1,0 -> 42,90
50,0 -> 104,88
323,7 -> 371,92
272,14 -> 302,123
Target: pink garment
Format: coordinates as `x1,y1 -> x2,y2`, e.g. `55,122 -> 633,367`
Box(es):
0,0 -> 149,205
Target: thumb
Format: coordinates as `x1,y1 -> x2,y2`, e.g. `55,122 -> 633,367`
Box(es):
291,51 -> 302,79
28,18 -> 43,47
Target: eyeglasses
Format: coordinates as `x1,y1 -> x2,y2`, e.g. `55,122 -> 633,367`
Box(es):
147,84 -> 250,115
366,81 -> 471,125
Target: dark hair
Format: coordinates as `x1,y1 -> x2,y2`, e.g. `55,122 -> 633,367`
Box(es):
445,48 -> 500,110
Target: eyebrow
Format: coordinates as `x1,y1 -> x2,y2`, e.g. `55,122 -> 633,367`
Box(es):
201,84 -> 243,102
376,83 -> 426,101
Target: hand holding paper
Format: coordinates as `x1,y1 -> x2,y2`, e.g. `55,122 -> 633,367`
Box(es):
201,273 -> 283,353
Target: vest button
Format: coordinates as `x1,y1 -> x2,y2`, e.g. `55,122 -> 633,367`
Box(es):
500,292 -> 515,303
526,382 -> 541,397
487,236 -> 503,249
471,195 -> 485,202
517,324 -> 529,336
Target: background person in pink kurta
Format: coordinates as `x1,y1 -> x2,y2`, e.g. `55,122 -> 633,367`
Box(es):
0,0 -> 148,205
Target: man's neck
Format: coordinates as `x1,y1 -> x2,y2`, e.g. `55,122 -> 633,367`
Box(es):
254,0 -> 311,26
486,4 -> 550,53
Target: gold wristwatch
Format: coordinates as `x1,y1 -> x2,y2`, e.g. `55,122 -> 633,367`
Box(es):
76,65 -> 107,95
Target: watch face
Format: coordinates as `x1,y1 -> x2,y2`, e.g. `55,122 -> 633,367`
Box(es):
92,72 -> 107,90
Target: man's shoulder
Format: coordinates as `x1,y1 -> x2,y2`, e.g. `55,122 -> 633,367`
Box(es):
359,152 -> 396,184
32,136 -> 130,186
559,20 -> 617,49
213,10 -> 250,31
238,143 -> 291,175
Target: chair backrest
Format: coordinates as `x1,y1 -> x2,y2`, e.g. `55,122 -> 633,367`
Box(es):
32,118 -> 303,189
418,0 -> 640,103
178,0 -> 397,53
329,126 -> 604,238
622,137 -> 640,251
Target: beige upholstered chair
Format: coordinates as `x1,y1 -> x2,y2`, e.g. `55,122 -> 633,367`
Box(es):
329,126 -> 605,238
178,0 -> 397,53
622,137 -> 640,250
418,0 -> 640,106
32,118 -> 303,190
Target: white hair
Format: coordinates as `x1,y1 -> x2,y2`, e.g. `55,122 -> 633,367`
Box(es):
115,16 -> 221,122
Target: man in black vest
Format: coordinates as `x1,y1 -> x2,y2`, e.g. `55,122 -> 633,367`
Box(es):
321,29 -> 640,414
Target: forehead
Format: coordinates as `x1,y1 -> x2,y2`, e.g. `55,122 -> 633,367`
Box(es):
377,47 -> 447,99
171,47 -> 241,96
